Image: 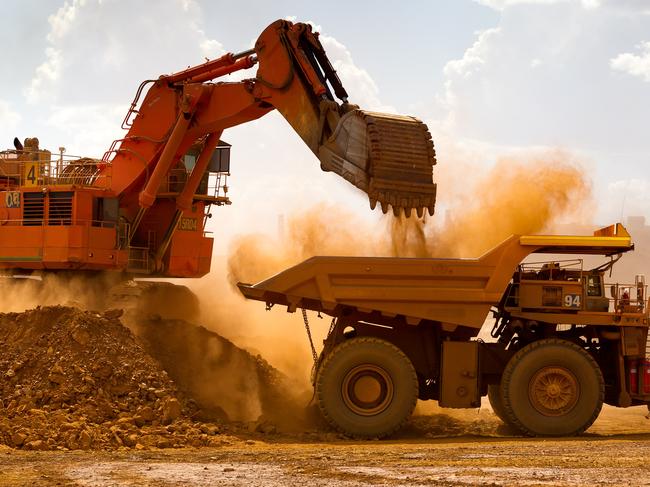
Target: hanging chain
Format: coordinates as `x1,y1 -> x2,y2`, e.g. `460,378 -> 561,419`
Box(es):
327,316 -> 336,336
301,308 -> 319,364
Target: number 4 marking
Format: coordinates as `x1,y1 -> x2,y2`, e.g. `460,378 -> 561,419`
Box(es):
24,163 -> 38,187
27,165 -> 36,184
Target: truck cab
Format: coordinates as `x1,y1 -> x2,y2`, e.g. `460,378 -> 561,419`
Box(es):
505,259 -> 646,323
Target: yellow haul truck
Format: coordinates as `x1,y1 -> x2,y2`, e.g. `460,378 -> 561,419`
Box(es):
239,224 -> 650,438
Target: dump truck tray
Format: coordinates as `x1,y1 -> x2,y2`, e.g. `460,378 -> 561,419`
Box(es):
238,224 -> 633,329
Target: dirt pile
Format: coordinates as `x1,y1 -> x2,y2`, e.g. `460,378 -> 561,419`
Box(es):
134,316 -> 309,430
0,306 -> 235,451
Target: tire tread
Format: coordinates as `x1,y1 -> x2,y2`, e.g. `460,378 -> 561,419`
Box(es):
315,337 -> 418,439
500,338 -> 604,437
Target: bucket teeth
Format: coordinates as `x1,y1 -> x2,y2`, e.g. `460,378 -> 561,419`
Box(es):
416,207 -> 424,218
427,205 -> 435,216
404,207 -> 412,218
320,109 -> 437,219
392,205 -> 401,217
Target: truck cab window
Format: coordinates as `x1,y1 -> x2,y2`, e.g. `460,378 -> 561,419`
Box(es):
587,275 -> 602,297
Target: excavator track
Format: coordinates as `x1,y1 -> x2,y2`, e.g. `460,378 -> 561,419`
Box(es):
320,109 -> 437,217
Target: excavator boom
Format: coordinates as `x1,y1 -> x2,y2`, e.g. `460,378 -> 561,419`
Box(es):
104,19 -> 437,219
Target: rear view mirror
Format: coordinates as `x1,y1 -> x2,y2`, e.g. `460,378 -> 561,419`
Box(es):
610,285 -> 617,298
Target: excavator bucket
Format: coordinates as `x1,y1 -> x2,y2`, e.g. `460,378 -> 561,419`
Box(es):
319,110 -> 437,217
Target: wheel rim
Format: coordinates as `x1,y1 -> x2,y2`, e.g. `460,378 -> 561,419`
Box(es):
341,364 -> 394,416
528,366 -> 580,417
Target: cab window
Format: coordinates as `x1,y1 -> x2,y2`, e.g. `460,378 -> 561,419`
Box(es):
587,275 -> 602,297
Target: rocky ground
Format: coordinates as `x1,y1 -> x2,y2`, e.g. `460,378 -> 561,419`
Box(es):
2,305 -> 650,485
2,407 -> 650,486
0,306 -> 302,452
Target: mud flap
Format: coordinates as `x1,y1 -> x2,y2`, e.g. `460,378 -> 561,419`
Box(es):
439,341 -> 480,408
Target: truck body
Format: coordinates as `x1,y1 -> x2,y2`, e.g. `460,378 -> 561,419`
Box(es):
239,223 -> 650,437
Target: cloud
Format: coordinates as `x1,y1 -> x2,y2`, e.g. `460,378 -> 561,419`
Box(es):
435,0 -> 650,158
610,41 -> 650,82
200,38 -> 224,59
475,0 -> 650,11
437,27 -> 501,132
607,179 -> 650,217
597,0 -> 650,14
25,0 -> 224,105
0,100 -> 21,132
45,103 -> 127,157
443,28 -> 501,79
47,0 -> 84,43
25,47 -> 63,104
283,17 -> 394,113
476,0 -> 567,9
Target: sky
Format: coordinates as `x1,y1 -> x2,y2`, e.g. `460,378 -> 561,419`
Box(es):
1,0 -> 649,252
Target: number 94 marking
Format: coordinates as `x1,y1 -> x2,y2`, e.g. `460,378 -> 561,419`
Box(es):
564,294 -> 581,308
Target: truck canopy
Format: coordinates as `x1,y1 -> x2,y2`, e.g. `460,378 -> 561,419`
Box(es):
238,224 -> 633,329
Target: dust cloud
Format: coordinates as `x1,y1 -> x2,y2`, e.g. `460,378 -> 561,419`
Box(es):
195,148 -> 594,404
432,150 -> 592,257
189,259 -> 318,389
0,272 -> 121,313
226,203 -> 385,286
227,149 -> 593,286
0,148 -> 596,429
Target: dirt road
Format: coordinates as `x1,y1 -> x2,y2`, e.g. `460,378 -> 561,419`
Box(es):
2,405 -> 650,486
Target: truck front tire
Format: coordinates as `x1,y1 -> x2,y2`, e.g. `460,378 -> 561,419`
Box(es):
488,384 -> 510,424
315,337 -> 418,439
500,338 -> 604,436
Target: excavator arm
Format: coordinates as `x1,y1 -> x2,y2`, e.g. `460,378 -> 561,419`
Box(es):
101,19 -> 437,231
254,21 -> 437,217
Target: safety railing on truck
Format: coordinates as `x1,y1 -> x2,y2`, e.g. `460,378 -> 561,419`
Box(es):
517,258 -> 584,281
0,148 -> 110,188
505,258 -> 647,315
609,278 -> 648,313
505,259 -> 584,308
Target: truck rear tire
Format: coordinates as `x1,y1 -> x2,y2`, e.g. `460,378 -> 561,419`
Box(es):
315,337 -> 418,439
487,384 -> 509,423
500,338 -> 604,436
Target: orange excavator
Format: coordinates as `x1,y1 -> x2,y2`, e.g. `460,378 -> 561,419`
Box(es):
0,20 -> 436,283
